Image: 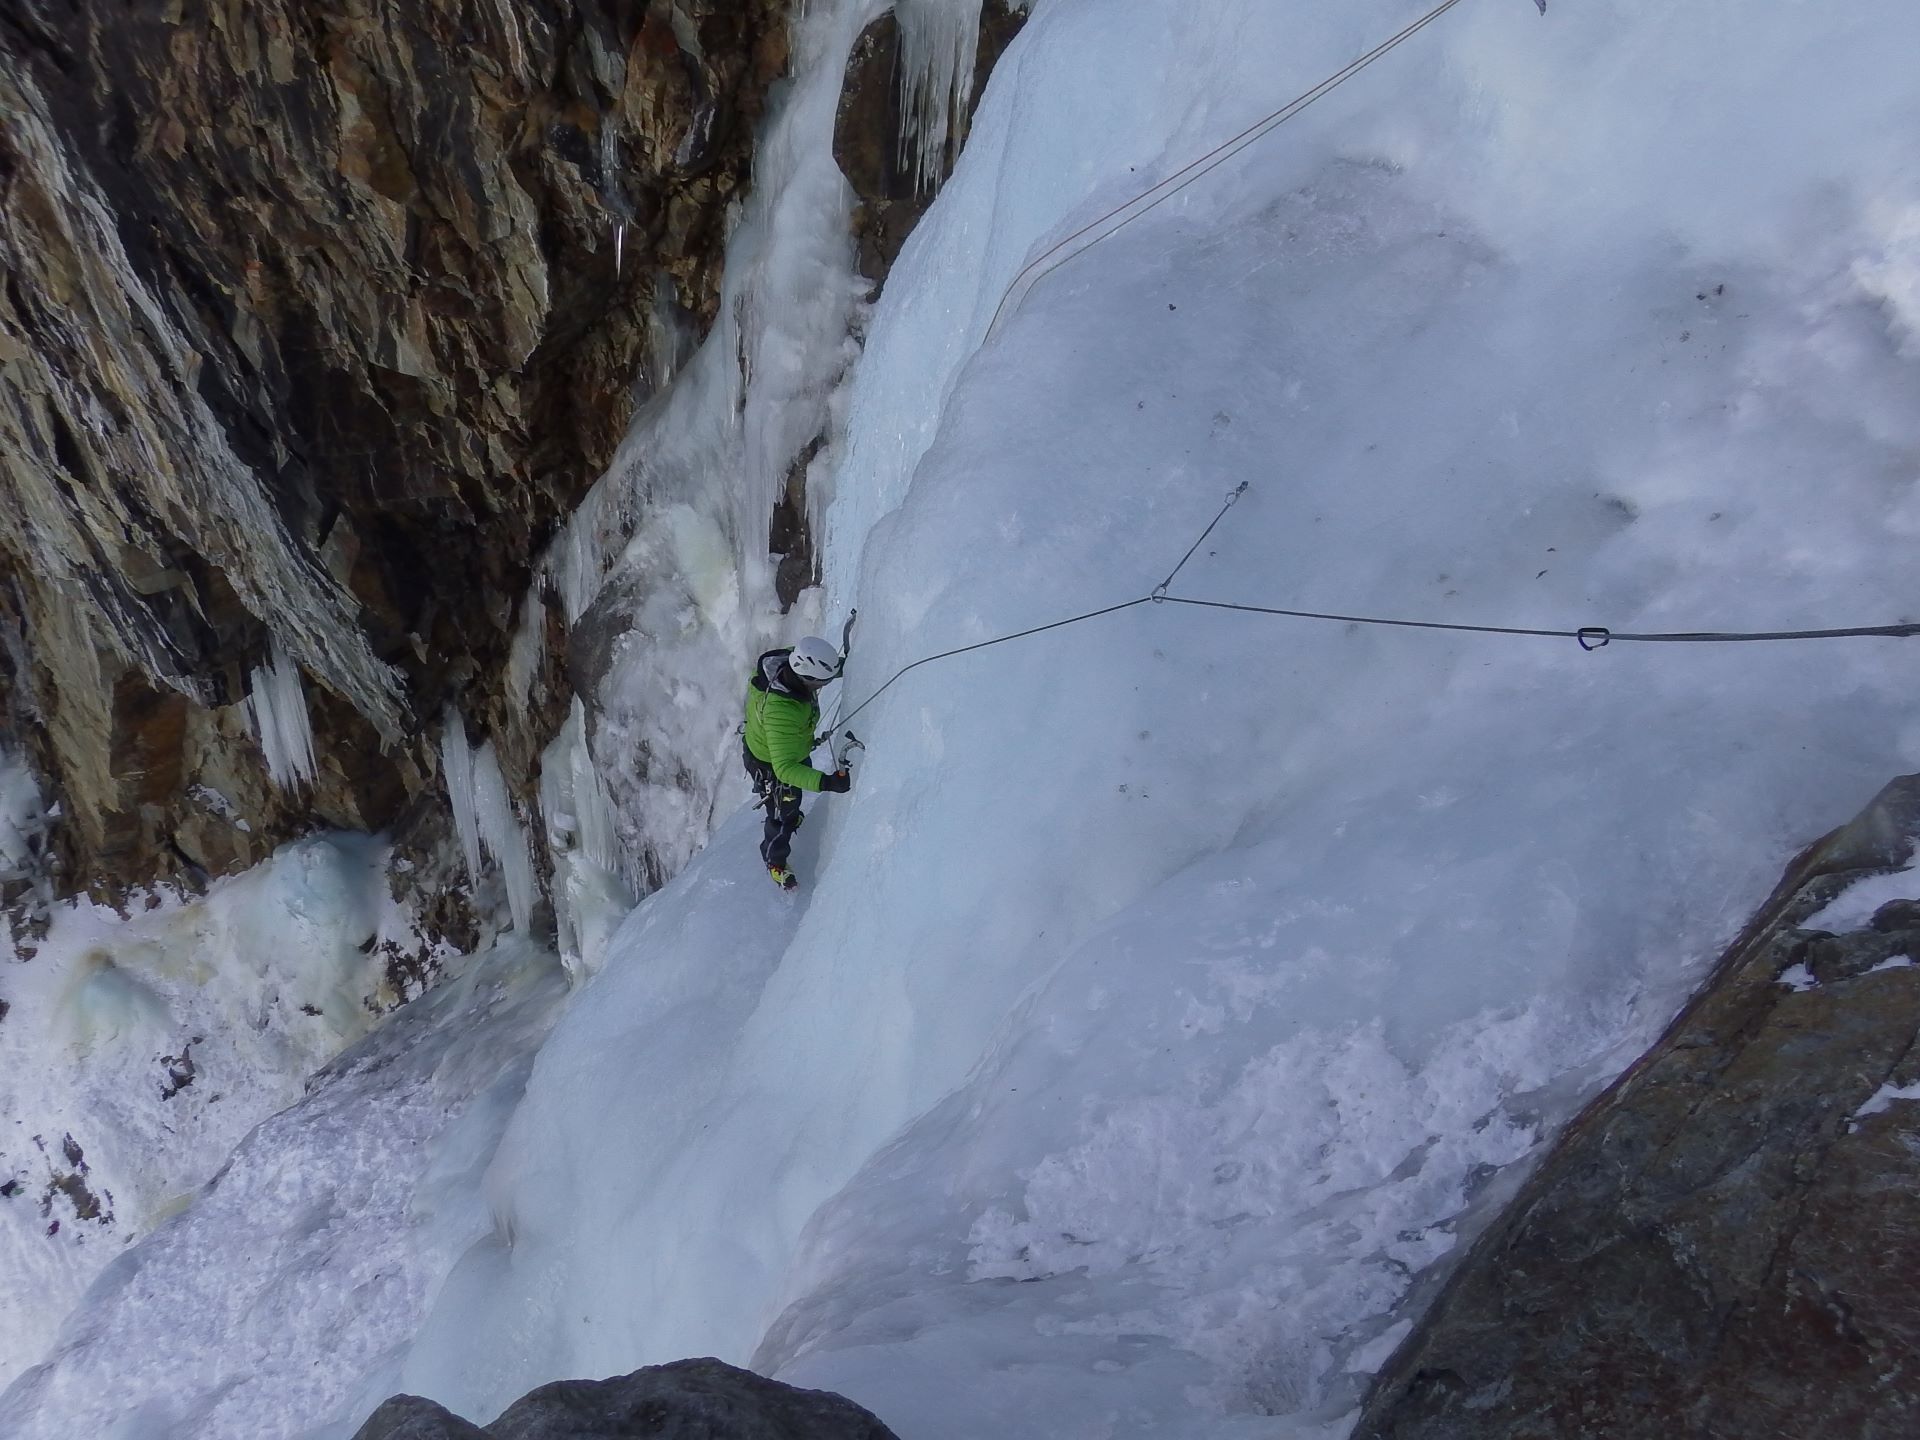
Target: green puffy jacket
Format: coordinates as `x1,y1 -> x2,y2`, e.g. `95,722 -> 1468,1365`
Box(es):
744,649 -> 826,791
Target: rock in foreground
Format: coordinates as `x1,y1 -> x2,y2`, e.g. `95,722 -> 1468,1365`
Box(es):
354,1358 -> 898,1440
1356,775 -> 1920,1439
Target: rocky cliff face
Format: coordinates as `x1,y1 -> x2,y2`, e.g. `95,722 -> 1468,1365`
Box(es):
1356,774 -> 1920,1440
0,0 -> 788,915
354,1357 -> 899,1439
0,0 -> 1024,942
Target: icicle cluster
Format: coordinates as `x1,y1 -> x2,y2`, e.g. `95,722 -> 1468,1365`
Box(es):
440,709 -> 482,881
245,645 -> 317,788
439,708 -> 537,934
895,0 -> 986,193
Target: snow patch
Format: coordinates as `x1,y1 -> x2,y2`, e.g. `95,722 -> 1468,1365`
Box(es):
1801,857 -> 1920,934
1853,1079 -> 1920,1121
0,939 -> 567,1440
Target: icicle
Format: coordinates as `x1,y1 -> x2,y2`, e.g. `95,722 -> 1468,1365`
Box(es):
440,708 -> 483,884
895,0 -> 985,194
539,698 -> 634,977
245,644 -> 317,788
505,585 -> 547,710
645,280 -> 691,395
614,220 -> 626,279
439,710 -> 537,934
471,742 -> 536,935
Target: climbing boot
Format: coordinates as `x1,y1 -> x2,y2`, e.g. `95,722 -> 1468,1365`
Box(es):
768,865 -> 799,892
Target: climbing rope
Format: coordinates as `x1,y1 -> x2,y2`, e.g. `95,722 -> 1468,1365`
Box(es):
816,482 -> 1919,748
986,0 -> 1477,339
823,596 -> 1152,739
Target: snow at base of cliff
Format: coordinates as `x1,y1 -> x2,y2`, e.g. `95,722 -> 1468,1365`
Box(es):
8,0 -> 1920,1437
0,833 -> 451,1389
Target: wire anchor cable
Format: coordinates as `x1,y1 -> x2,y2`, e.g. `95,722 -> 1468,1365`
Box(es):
816,477 -> 1918,749
1156,597 -> 1920,647
1154,481 -> 1248,601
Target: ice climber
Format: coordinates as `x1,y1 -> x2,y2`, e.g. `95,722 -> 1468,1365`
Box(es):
742,636 -> 851,890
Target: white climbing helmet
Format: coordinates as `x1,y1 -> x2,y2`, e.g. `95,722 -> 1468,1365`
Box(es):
789,635 -> 843,683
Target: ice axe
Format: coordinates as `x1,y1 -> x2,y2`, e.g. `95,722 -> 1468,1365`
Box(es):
834,730 -> 865,772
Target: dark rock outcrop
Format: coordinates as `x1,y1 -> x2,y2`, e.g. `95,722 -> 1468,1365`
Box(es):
834,0 -> 1026,292
1355,774 -> 1920,1440
353,1358 -> 899,1440
0,0 -> 787,904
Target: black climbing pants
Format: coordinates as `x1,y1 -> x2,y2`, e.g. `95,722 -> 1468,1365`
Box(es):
742,743 -> 803,870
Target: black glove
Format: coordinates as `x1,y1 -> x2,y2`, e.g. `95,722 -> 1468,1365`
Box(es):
820,769 -> 852,793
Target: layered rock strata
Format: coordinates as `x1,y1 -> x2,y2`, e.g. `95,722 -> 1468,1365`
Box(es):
1356,773 -> 1920,1439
